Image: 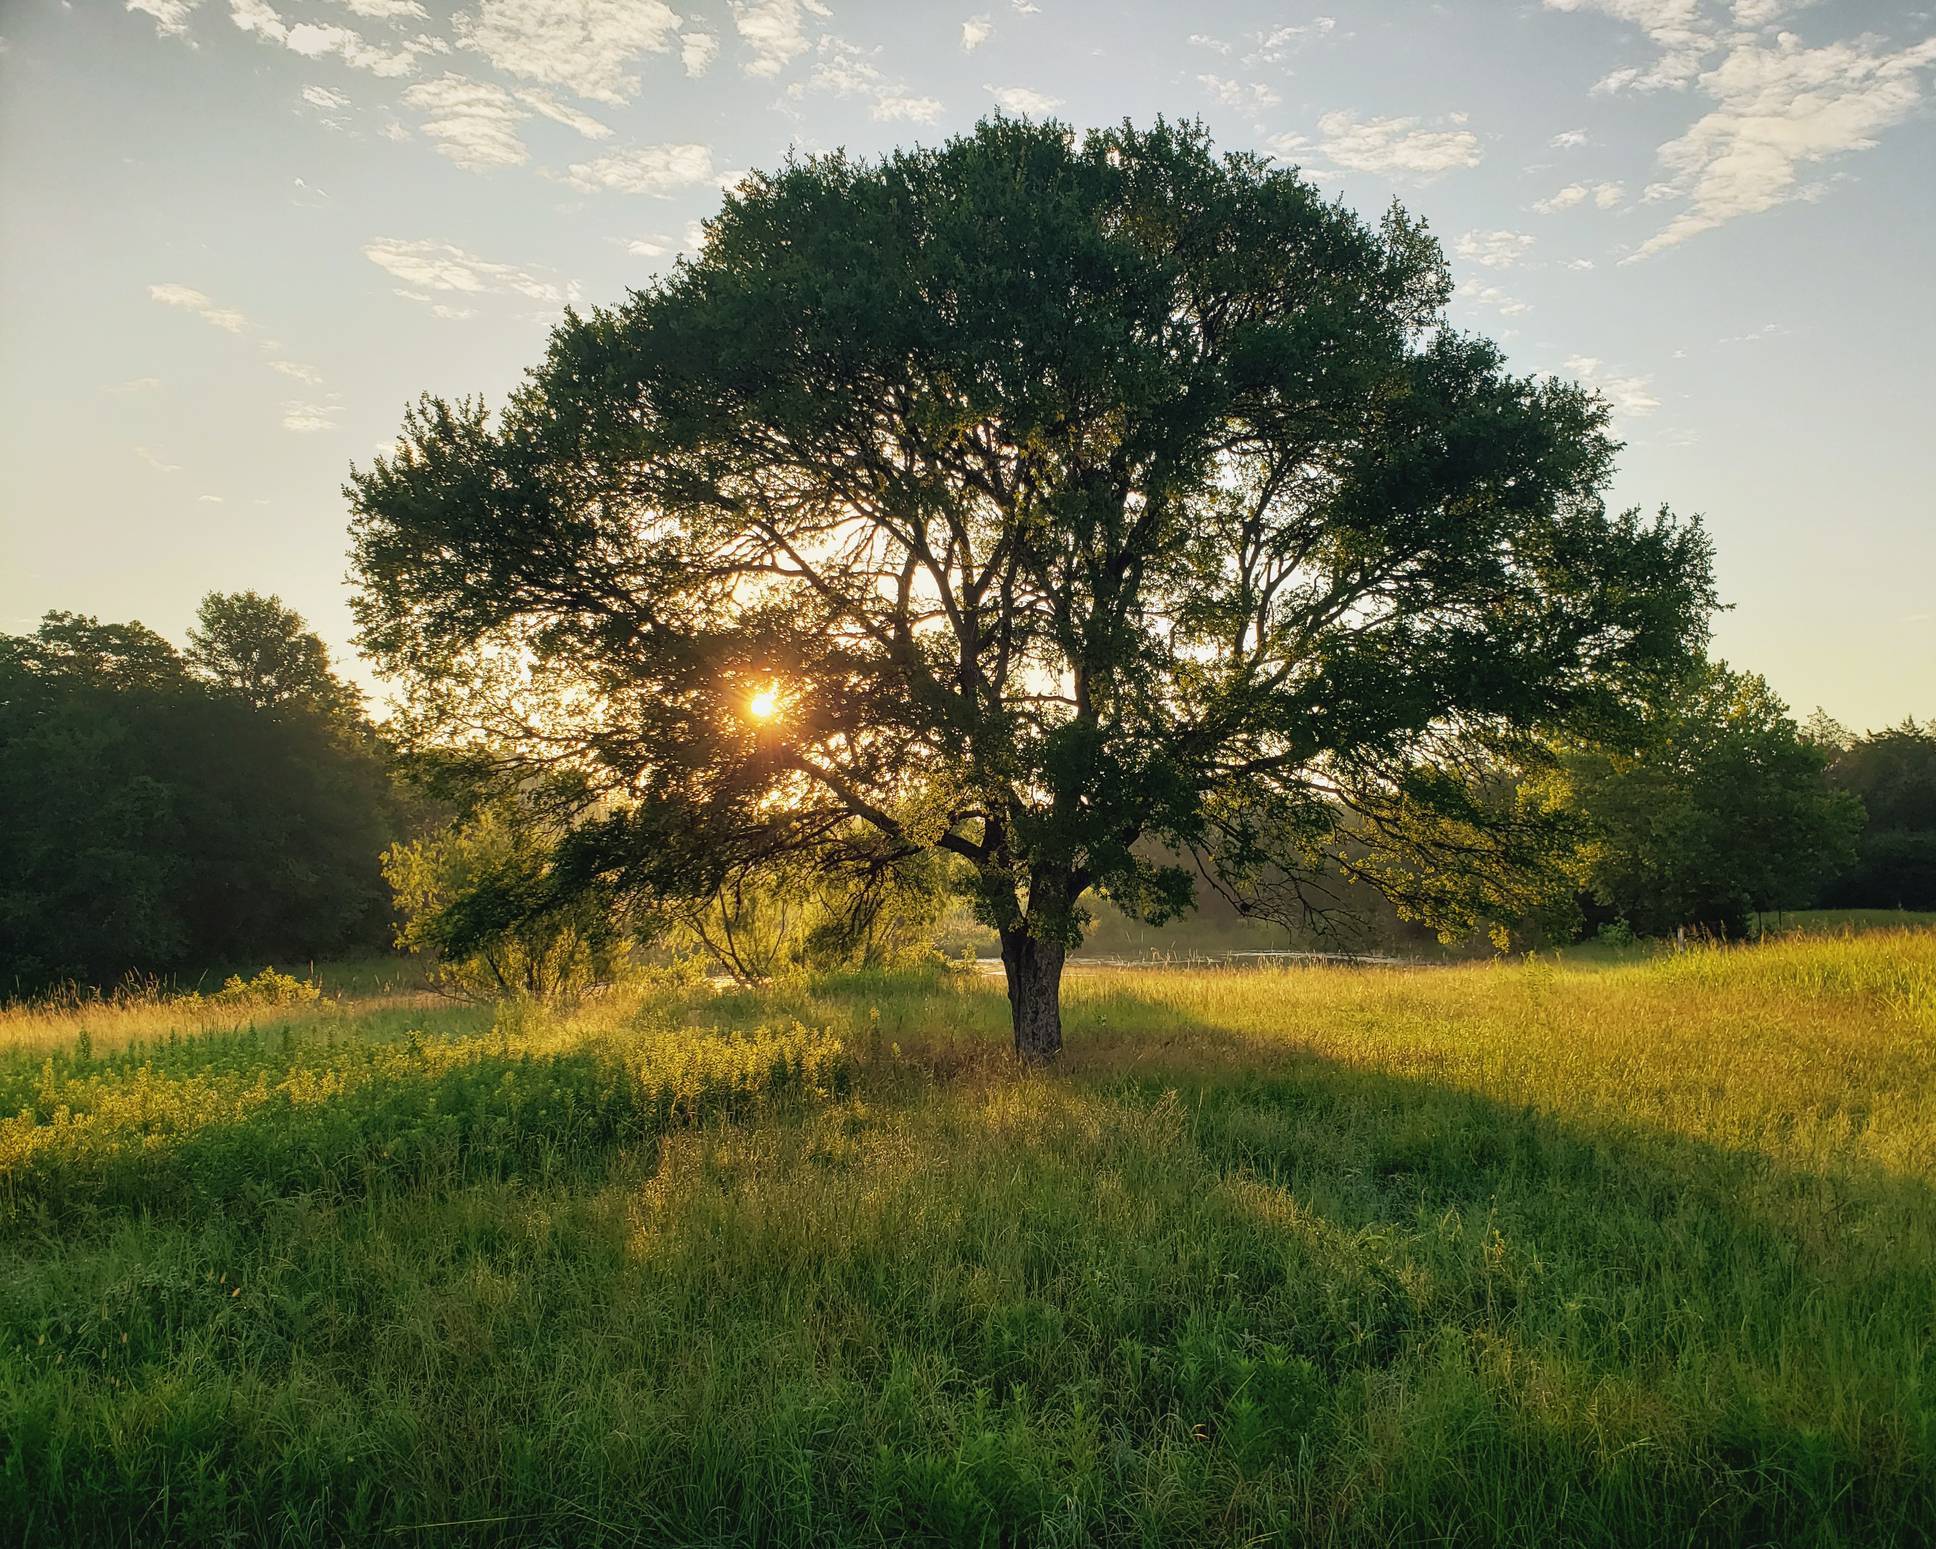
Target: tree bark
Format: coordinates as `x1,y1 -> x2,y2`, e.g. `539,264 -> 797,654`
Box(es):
1000,925 -> 1065,1064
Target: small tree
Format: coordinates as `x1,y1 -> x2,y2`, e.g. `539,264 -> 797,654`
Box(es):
349,118 -> 1714,1059
1549,663 -> 1864,936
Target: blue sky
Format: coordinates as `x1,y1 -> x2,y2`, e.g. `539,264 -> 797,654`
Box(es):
2,0 -> 1931,729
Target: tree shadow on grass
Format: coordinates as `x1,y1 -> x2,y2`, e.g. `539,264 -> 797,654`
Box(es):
1046,992 -> 1936,1547
0,1029 -> 847,1240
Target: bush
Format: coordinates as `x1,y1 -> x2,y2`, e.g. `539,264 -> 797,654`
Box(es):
382,801 -> 634,1004
207,968 -> 321,1008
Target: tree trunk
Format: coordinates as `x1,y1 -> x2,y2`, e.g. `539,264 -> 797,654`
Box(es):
1000,925 -> 1065,1064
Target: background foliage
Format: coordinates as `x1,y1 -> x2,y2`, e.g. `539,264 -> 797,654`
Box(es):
0,597 -> 404,995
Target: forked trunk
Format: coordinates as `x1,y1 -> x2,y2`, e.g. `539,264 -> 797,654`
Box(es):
1000,926 -> 1065,1064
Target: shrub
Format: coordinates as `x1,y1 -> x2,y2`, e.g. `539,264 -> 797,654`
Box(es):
207,968 -> 321,1008
382,801 -> 634,1004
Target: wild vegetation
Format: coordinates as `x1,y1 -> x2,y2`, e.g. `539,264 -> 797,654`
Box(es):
3,929 -> 1932,1544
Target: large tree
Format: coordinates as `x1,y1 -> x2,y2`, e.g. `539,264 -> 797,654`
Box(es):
349,118 -> 1714,1059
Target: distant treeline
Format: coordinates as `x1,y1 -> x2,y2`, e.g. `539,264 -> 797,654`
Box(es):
2,595 -> 1932,996
0,595 -> 410,995
1813,715 -> 1936,912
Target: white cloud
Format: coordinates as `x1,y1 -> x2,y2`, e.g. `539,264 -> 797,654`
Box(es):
403,74 -> 529,170
1601,375 -> 1660,415
228,0 -> 420,75
430,303 -> 475,319
268,359 -> 323,384
1273,111 -> 1483,182
789,37 -> 942,122
281,401 -> 340,433
149,282 -> 249,333
1197,75 -> 1279,112
626,221 -> 708,259
1457,229 -> 1536,268
229,0 -> 283,39
1246,18 -> 1336,66
1565,256 -> 1598,270
1465,282 -> 1532,317
197,493 -> 225,502
1732,0 -> 1816,27
456,0 -> 681,105
1534,179 -> 1624,212
1564,353 -> 1659,415
564,143 -> 718,194
986,83 -> 1063,114
328,0 -> 426,18
135,445 -> 182,473
128,0 -> 202,40
1625,31 -> 1936,261
272,6 -> 416,71
962,15 -> 991,51
1542,0 -> 1713,94
364,238 -> 567,305
874,92 -> 944,122
1188,33 -> 1231,54
106,376 -> 164,393
516,89 -> 611,139
734,0 -> 820,79
681,30 -> 718,77
1549,128 -> 1590,148
301,83 -> 351,110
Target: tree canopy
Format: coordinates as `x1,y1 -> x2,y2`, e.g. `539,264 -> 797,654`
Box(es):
186,589 -> 364,721
0,598 -> 401,993
349,117 -> 1716,1058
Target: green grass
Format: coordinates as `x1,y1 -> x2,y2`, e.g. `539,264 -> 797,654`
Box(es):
3,934 -> 1934,1545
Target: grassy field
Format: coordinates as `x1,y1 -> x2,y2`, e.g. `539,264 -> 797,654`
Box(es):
3,931 -> 1934,1546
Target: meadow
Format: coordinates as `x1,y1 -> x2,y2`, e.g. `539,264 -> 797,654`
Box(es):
2,932 -> 1933,1546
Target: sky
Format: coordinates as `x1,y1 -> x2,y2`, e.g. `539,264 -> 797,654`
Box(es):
2,0 -> 1932,732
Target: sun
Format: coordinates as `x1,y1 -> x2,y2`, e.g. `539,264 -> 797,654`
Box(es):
747,684 -> 780,722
